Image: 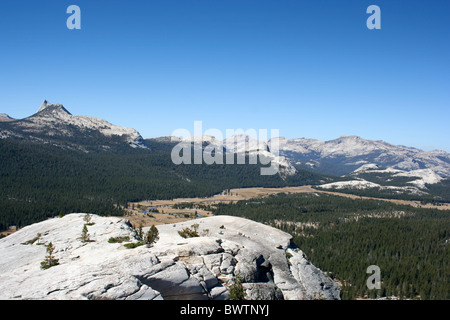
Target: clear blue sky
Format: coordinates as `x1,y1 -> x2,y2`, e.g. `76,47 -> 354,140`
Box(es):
0,0 -> 449,151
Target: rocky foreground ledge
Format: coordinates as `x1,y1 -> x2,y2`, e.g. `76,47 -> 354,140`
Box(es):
0,214 -> 340,300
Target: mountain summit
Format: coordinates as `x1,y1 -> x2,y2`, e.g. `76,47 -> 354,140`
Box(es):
35,100 -> 72,117
37,100 -> 51,113
0,100 -> 149,151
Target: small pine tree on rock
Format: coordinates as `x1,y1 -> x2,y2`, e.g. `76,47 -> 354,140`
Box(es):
138,222 -> 144,241
83,213 -> 94,225
145,225 -> 159,247
228,272 -> 246,300
81,224 -> 90,243
40,242 -> 59,270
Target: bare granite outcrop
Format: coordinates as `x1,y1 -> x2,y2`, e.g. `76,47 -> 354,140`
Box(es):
0,213 -> 340,300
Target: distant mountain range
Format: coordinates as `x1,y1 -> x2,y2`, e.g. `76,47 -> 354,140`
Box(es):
1,100 -> 449,190
271,136 -> 450,178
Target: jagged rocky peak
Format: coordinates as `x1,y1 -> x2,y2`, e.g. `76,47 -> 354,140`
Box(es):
36,100 -> 71,116
37,99 -> 50,112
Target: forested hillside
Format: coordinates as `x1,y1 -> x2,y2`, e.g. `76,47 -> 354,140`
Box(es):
212,193 -> 450,300
0,139 -> 329,230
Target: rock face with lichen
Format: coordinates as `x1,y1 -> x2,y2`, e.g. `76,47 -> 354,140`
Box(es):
0,213 -> 340,300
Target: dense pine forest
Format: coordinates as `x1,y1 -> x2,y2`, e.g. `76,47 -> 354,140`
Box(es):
212,193 -> 450,300
0,138 -> 329,230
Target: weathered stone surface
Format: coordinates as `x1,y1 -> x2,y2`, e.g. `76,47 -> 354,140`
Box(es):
287,248 -> 341,300
0,213 -> 341,300
243,283 -> 284,300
